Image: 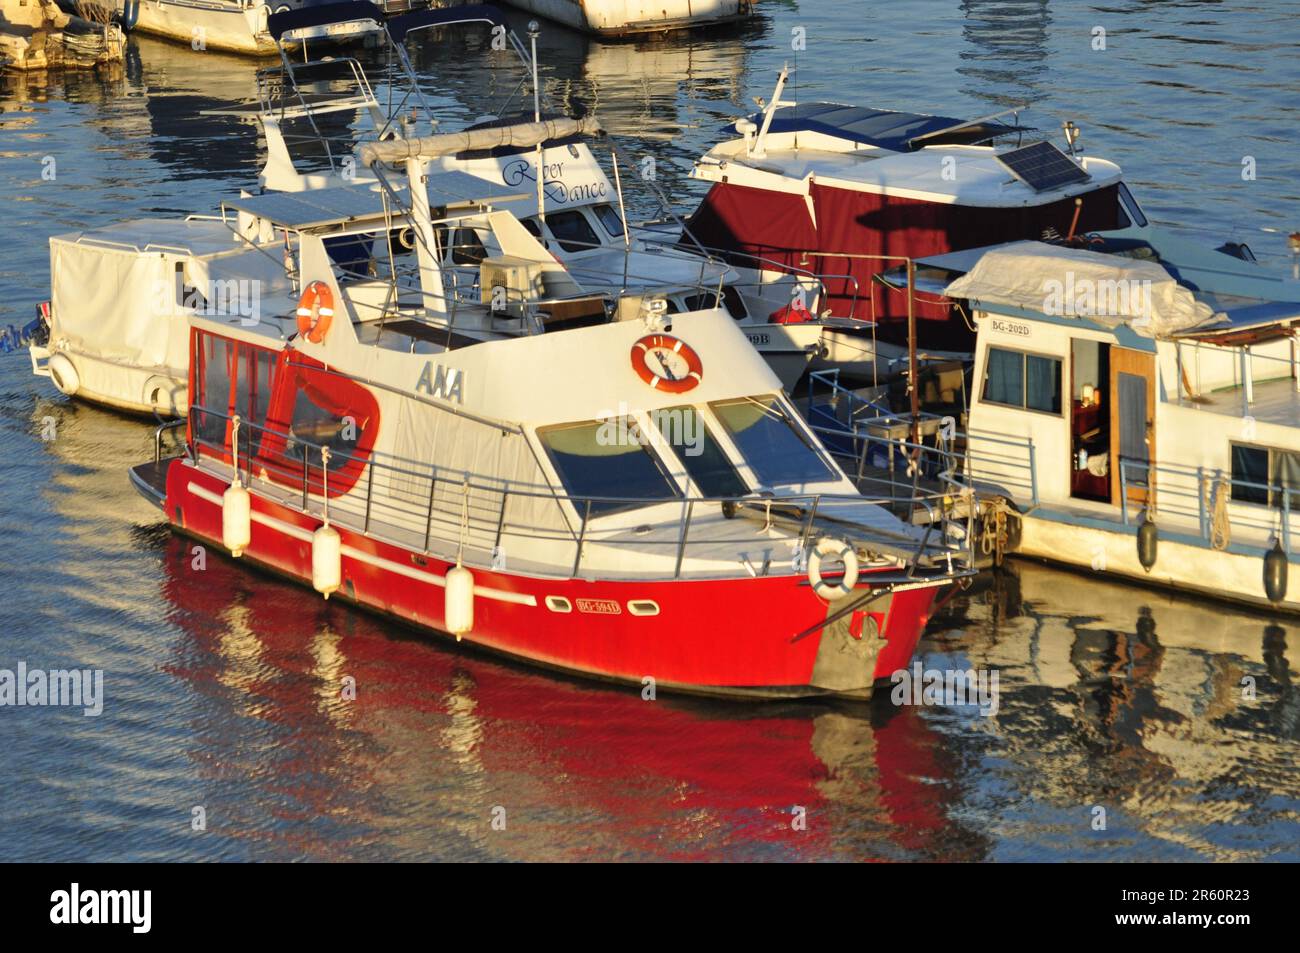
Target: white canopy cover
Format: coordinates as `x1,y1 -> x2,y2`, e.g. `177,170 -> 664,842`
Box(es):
50,220 -> 291,373
943,240 -> 1224,337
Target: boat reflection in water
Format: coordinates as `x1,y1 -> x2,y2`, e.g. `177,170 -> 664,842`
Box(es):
931,561 -> 1299,860
147,520 -> 1300,860
153,531 -> 985,861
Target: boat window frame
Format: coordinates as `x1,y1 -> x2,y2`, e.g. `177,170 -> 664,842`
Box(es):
979,344 -> 1065,417
544,208 -> 603,254
1229,441 -> 1300,510
707,393 -> 839,490
536,416 -> 685,519
648,404 -> 750,500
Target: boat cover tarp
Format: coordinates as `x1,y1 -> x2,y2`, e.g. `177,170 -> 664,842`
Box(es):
942,241 -> 1225,337
50,221 -> 289,372
742,103 -> 1022,152
267,1 -> 384,41
360,117 -> 602,167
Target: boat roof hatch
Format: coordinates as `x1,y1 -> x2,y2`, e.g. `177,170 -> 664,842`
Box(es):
222,175 -> 529,230
739,102 -> 1028,152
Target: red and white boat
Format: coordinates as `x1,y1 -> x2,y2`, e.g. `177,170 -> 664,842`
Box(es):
684,67 -> 1141,372
129,143 -> 972,698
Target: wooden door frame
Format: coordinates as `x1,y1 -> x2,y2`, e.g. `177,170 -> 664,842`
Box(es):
1110,347 -> 1156,507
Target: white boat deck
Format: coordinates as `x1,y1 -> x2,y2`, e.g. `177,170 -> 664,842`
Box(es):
1180,375 -> 1300,428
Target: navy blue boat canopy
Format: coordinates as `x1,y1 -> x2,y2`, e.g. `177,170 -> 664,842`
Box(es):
741,102 -> 1025,152
267,1 -> 385,41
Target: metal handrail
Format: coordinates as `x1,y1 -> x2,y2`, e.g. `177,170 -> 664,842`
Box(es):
1119,458 -> 1300,554
185,404 -> 974,582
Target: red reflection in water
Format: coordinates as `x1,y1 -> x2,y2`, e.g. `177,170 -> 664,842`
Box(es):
157,537 -> 976,860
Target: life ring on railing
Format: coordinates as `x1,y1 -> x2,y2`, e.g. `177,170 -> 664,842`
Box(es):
807,536 -> 860,601
296,281 -> 334,343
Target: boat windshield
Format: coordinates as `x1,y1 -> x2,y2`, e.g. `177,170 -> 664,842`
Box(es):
539,419 -> 681,517
652,405 -> 748,498
710,396 -> 836,488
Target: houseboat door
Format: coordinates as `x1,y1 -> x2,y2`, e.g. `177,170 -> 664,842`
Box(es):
1110,347 -> 1156,507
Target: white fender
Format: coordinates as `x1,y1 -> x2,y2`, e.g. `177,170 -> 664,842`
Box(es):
222,483 -> 251,557
807,537 -> 860,601
312,524 -> 342,598
445,565 -> 474,638
47,353 -> 79,396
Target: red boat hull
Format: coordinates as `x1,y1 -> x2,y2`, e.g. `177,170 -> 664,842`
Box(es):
162,462 -> 940,699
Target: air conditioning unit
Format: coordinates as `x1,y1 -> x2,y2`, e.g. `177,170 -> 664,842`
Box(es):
479,256 -> 545,314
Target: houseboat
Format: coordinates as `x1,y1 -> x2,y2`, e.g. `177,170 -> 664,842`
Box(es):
498,0 -> 753,37
126,141 -> 973,697
899,231 -> 1300,612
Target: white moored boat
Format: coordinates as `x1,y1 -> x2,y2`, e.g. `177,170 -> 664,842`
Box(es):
246,3 -> 823,386
890,231 -> 1300,612
115,0 -> 393,56
498,0 -> 753,37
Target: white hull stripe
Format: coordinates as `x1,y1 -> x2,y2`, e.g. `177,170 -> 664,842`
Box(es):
186,481 -> 536,607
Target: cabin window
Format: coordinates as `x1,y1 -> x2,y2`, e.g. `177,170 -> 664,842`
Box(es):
450,227 -> 487,265
593,204 -> 625,239
710,396 -> 835,487
683,293 -> 720,312
539,420 -> 680,517
982,346 -> 1062,414
195,334 -> 234,448
721,286 -> 748,320
1230,443 -> 1300,509
654,406 -> 747,498
546,211 -> 600,253
520,218 -> 543,239
256,359 -> 380,497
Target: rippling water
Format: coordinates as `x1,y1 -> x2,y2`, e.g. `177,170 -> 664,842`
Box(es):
1,2 -> 1298,861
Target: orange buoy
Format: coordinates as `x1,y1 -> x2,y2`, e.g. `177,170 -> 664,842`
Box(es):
296,281 -> 334,343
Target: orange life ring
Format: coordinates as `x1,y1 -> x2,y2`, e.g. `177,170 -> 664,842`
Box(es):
631,334 -> 703,394
296,281 -> 334,343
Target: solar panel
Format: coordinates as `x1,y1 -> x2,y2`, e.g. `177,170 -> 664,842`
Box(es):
995,140 -> 1091,192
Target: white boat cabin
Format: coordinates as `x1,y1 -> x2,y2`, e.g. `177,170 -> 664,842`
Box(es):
926,233 -> 1300,608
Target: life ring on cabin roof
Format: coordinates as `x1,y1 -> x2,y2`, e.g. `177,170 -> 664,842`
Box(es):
630,333 -> 703,394
296,281 -> 334,343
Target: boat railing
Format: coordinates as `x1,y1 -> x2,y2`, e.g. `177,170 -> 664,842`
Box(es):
1118,458 -> 1300,555
186,405 -> 975,582
629,227 -> 859,317
807,396 -> 1039,509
